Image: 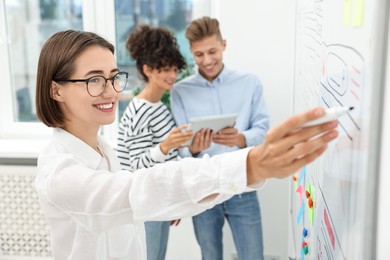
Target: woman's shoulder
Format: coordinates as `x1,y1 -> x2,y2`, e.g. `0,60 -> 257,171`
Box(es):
120,99 -> 163,135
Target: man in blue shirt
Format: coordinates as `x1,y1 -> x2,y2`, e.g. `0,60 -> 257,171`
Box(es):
171,16 -> 269,260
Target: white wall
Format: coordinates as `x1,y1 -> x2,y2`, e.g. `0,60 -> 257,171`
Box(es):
167,1 -> 296,258
216,1 -> 296,259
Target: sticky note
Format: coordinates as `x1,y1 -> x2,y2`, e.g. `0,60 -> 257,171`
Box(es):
306,184 -> 315,225
309,206 -> 314,226
352,0 -> 364,27
343,0 -> 351,26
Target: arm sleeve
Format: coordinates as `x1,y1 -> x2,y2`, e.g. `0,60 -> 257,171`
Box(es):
37,148 -> 263,233
241,78 -> 270,147
170,87 -> 194,158
117,105 -> 172,171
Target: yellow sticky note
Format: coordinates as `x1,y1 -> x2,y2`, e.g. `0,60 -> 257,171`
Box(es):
353,0 -> 364,27
343,0 -> 351,26
294,174 -> 298,190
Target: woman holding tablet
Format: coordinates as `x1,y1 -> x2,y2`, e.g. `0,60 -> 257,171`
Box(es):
116,24 -> 198,260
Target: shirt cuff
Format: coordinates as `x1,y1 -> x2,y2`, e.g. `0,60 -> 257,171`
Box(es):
217,147 -> 265,193
247,179 -> 267,190
150,145 -> 169,162
196,148 -> 265,207
241,131 -> 254,147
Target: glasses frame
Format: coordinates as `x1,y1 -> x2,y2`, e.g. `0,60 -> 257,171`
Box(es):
54,71 -> 128,97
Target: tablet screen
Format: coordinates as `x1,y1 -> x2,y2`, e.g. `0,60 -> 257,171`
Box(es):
182,113 -> 237,146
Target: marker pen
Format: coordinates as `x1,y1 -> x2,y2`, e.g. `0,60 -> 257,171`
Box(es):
302,107 -> 354,127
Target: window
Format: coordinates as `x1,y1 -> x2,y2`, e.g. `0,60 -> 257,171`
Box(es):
114,0 -> 210,117
0,0 -> 84,156
4,0 -> 83,123
0,0 -> 210,157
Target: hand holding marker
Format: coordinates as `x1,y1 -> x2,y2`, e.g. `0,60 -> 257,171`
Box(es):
302,107 -> 354,127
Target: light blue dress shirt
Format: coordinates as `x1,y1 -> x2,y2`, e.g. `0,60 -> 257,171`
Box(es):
171,66 -> 270,158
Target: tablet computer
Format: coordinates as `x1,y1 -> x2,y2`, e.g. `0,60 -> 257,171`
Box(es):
182,113 -> 237,146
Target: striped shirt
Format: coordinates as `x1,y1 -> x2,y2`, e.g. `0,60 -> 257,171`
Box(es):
117,97 -> 178,171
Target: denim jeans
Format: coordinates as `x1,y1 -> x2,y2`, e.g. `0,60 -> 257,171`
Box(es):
145,221 -> 170,260
193,191 -> 264,260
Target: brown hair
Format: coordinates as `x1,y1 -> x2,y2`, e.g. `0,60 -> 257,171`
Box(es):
185,16 -> 222,43
35,30 -> 115,128
125,24 -> 186,82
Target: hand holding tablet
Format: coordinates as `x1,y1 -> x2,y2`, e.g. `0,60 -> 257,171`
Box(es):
182,113 -> 237,146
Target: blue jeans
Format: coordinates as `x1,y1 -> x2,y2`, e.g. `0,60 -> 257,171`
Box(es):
193,191 -> 264,260
145,221 -> 170,260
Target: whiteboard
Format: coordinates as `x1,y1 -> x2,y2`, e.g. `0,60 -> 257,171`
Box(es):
289,0 -> 389,259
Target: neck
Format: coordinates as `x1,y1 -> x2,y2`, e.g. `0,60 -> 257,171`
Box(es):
137,84 -> 165,103
200,63 -> 224,83
63,123 -> 100,153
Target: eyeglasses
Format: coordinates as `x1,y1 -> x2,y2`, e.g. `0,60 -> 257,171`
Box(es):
54,71 -> 128,97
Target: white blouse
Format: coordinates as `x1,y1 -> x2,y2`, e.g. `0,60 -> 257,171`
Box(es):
35,128 -> 261,259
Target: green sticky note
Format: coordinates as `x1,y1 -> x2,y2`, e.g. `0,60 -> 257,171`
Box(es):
306,183 -> 315,226
304,245 -> 309,255
309,207 -> 314,226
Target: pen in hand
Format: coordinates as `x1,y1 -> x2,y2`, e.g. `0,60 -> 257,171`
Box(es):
302,107 -> 354,127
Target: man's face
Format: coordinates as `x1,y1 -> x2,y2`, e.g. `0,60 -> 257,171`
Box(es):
190,35 -> 226,82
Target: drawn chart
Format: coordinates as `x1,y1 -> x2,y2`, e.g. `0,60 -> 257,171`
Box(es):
290,0 -> 387,259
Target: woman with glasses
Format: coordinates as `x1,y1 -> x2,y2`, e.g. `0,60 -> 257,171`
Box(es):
116,25 -> 194,260
35,29 -> 338,259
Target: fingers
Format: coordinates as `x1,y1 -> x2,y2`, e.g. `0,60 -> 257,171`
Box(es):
160,128 -> 191,154
204,129 -> 212,146
172,125 -> 189,134
216,127 -> 237,135
267,107 -> 326,142
176,131 -> 193,145
195,129 -> 212,147
247,126 -> 339,185
213,135 -> 235,146
170,219 -> 181,226
213,127 -> 238,146
174,219 -> 181,226
191,131 -> 201,147
266,121 -> 338,157
168,127 -> 193,148
214,128 -> 236,139
189,129 -> 213,153
276,144 -> 328,179
282,129 -> 338,167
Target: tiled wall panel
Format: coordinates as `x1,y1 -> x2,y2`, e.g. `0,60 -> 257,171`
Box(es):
0,166 -> 52,259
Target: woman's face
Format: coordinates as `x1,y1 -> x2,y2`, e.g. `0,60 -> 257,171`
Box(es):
147,66 -> 179,91
52,46 -> 121,132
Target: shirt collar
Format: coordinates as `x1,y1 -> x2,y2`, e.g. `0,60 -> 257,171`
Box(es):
195,65 -> 229,86
53,128 -> 103,170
